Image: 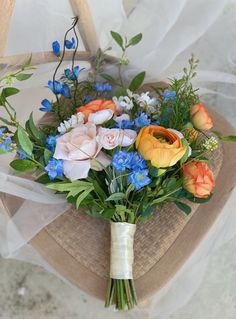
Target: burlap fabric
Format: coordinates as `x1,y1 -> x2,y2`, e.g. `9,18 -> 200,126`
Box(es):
1,108 -> 236,302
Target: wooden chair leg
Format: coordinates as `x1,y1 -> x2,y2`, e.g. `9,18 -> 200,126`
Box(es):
0,0 -> 15,57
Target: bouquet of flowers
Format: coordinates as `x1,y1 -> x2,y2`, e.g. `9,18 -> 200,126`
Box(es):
0,18 -> 235,310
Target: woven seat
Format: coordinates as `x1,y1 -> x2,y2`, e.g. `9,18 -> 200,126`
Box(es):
1,108 -> 236,302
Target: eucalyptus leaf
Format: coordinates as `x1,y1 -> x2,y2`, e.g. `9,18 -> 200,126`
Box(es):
2,87 -> 20,98
128,33 -> 142,47
17,126 -> 33,155
15,73 -> 33,81
110,31 -> 123,49
100,73 -> 116,83
129,71 -> 145,91
10,159 -> 37,172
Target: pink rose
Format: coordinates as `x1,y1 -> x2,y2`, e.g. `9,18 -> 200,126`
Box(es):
54,123 -> 110,181
88,109 -> 113,125
97,128 -> 137,150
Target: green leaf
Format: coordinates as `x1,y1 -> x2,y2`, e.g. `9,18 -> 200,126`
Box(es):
221,135 -> 236,142
2,87 -> 20,98
35,173 -> 52,184
180,138 -> 190,165
15,73 -> 33,81
140,206 -> 155,221
44,149 -> 52,164
76,186 -> 94,209
129,71 -> 145,91
115,87 -> 127,97
47,180 -> 93,192
175,201 -> 192,215
110,31 -> 123,49
10,159 -> 37,172
23,54 -> 32,67
100,208 -> 115,219
0,116 -> 13,126
100,73 -> 116,83
187,193 -> 213,203
28,112 -> 46,142
17,126 -> 33,155
105,192 -> 126,201
128,33 -> 142,47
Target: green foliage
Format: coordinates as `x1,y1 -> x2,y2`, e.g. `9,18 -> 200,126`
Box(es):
46,181 -> 94,209
1,87 -> 20,98
15,73 -> 33,81
17,126 -> 33,155
127,33 -> 142,47
110,31 -> 124,50
129,72 -> 145,91
26,112 -> 46,143
106,192 -> 126,201
175,201 -> 192,215
10,159 -> 37,172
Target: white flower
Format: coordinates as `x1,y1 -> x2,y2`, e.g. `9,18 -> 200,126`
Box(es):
112,95 -> 134,112
135,91 -> 157,113
58,112 -> 84,134
120,129 -> 137,147
203,136 -> 218,151
88,109 -> 114,125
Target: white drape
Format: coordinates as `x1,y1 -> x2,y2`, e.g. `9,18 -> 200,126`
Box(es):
1,0 -> 236,318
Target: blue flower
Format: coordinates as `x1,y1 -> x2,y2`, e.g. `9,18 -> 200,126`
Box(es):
39,99 -> 52,112
48,80 -> 63,94
94,82 -> 112,93
61,83 -> 71,98
130,152 -> 147,170
134,112 -> 151,128
17,147 -> 32,159
112,150 -> 133,172
46,135 -> 58,152
0,136 -> 13,152
65,37 -> 76,49
64,66 -> 81,81
45,158 -> 64,180
114,120 -> 134,130
163,90 -> 176,103
48,81 -> 71,98
128,169 -> 151,190
0,128 -> 5,135
52,41 -> 61,57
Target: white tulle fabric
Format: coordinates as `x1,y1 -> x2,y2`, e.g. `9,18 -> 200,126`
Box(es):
1,0 -> 236,318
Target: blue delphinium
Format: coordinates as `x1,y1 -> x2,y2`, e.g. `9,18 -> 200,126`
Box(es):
48,81 -> 71,98
134,112 -> 151,128
64,66 -> 81,81
52,41 -> 61,57
65,37 -> 76,49
130,152 -> 147,171
60,83 -> 71,98
114,120 -> 134,130
46,135 -> 58,152
0,128 -> 5,135
163,90 -> 176,103
94,82 -> 112,93
128,169 -> 151,190
48,80 -> 63,94
0,136 -> 13,152
112,150 -> 133,172
45,158 -> 64,180
39,99 -> 52,112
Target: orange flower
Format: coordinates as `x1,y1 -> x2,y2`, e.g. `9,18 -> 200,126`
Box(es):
190,103 -> 213,130
135,126 -> 187,168
182,161 -> 215,198
76,99 -> 116,122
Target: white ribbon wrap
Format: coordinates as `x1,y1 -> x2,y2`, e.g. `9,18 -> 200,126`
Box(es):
110,222 -> 136,279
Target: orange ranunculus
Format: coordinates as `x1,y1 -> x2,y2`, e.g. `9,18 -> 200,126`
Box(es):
182,161 -> 215,198
135,126 -> 187,168
76,99 -> 116,122
190,103 -> 213,130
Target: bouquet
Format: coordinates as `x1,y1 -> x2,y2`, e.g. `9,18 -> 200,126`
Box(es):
0,18 -> 235,310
